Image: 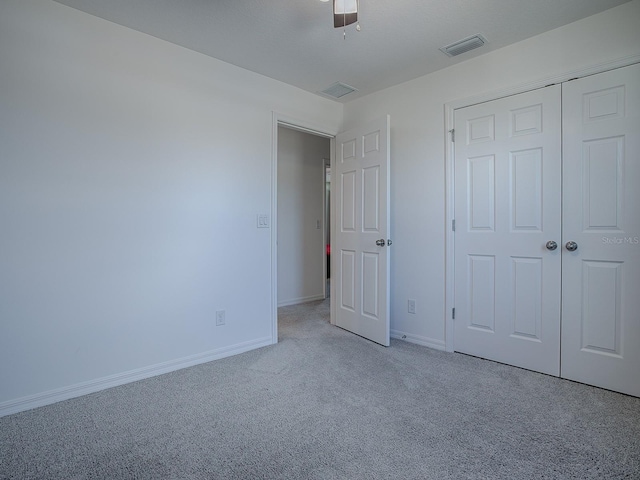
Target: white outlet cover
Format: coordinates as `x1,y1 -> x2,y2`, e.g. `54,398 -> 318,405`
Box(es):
408,300 -> 416,314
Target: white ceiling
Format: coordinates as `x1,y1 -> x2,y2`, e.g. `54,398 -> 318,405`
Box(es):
53,0 -> 631,103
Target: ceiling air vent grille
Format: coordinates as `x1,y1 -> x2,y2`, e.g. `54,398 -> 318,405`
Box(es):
320,82 -> 358,99
440,34 -> 487,57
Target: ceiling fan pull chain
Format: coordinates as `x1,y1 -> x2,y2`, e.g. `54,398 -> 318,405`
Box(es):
343,10 -> 346,39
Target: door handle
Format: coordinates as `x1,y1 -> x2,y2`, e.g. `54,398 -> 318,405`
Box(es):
545,241 -> 558,251
565,241 -> 578,252
376,239 -> 385,247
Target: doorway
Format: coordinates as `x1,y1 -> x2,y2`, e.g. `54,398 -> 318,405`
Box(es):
272,114 -> 392,347
276,125 -> 331,308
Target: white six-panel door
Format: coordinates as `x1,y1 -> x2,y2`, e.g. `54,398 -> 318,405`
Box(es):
454,86 -> 563,376
561,64 -> 640,397
335,115 -> 390,346
454,64 -> 639,396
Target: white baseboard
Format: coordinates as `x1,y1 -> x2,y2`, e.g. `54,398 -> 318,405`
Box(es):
391,330 -> 446,351
0,336 -> 273,418
278,294 -> 325,307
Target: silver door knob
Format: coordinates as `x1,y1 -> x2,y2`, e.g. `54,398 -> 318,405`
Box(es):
565,241 -> 578,252
376,239 -> 385,247
387,239 -> 393,246
545,241 -> 558,251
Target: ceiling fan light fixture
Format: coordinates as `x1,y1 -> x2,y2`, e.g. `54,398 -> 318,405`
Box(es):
334,0 -> 358,28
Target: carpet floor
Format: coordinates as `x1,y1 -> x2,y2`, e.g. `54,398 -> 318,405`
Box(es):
1,299 -> 639,479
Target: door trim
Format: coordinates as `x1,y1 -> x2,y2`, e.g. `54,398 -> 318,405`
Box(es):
271,112 -> 337,344
443,54 -> 640,353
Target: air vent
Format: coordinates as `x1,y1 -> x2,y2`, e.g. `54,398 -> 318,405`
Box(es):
440,34 -> 487,57
320,82 -> 358,99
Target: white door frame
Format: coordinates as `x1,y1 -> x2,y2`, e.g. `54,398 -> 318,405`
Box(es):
444,55 -> 640,353
271,112 -> 337,345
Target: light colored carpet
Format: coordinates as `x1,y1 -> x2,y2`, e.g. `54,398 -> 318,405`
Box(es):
1,298 -> 639,479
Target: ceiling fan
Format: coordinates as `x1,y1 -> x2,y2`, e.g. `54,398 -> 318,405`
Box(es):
321,0 -> 361,36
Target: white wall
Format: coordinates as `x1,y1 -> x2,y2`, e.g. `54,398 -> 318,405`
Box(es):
277,127 -> 329,306
0,0 -> 342,414
2,0 -> 638,416
342,0 -> 640,349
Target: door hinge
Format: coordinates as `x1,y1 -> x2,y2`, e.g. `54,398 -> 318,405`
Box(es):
452,219 -> 456,232
452,308 -> 456,320
449,129 -> 455,142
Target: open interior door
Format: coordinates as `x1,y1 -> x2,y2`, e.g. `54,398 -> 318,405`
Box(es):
334,115 -> 391,346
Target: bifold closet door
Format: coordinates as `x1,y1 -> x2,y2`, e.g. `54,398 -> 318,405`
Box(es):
561,63 -> 640,397
453,85 -> 562,376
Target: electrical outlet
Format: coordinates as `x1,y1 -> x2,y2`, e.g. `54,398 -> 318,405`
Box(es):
408,299 -> 416,314
216,310 -> 226,326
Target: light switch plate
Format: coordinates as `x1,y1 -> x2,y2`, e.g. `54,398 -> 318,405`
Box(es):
257,214 -> 269,228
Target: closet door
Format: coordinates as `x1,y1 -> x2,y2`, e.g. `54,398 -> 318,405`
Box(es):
561,63 -> 640,397
453,85 -> 562,376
